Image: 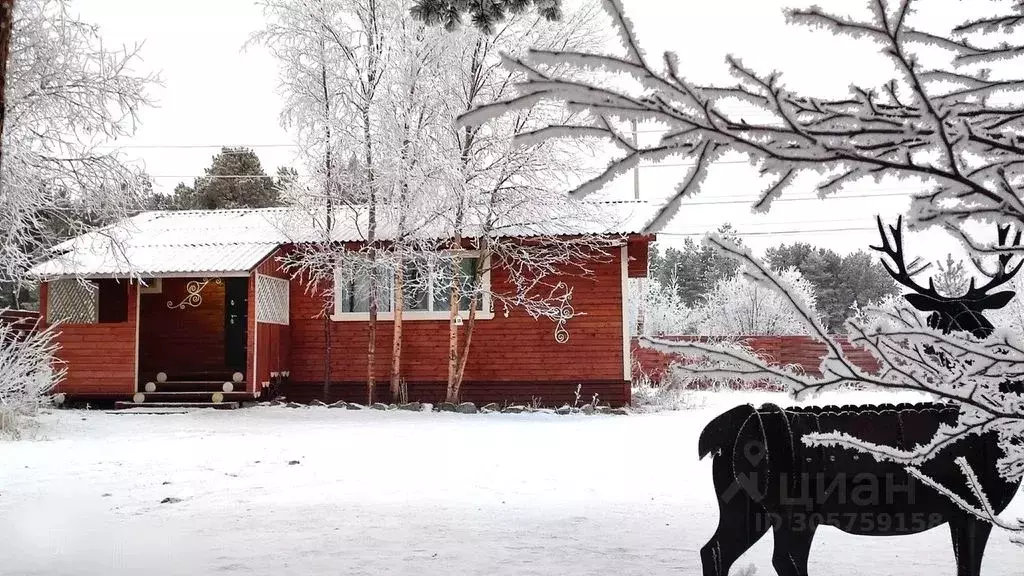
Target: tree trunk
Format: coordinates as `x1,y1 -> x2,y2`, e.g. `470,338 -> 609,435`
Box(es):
367,248 -> 377,405
361,100 -> 377,406
390,256 -> 404,402
323,315 -> 331,401
0,0 -> 15,172
317,23 -> 333,402
445,242 -> 462,403
452,255 -> 485,393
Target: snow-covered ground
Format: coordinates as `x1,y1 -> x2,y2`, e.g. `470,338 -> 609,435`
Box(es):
1,391 -> 1021,576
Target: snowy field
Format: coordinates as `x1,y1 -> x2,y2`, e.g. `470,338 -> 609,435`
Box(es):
1,391 -> 1022,576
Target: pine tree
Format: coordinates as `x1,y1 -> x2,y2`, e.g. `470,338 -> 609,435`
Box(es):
410,0 -> 561,34
159,147 -> 287,210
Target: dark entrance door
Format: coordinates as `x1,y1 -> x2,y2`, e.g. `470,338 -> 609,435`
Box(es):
224,277 -> 248,372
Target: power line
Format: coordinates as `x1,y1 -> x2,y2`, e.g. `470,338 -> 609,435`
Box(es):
657,226 -> 877,238
97,143 -> 299,150
679,191 -> 910,206
677,217 -> 869,229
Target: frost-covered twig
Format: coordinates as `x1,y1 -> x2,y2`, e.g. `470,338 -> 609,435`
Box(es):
463,0 -> 1024,243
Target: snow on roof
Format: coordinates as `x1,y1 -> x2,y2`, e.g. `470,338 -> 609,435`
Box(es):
30,201 -> 660,279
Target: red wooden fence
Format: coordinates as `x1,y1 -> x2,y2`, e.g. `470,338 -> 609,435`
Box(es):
632,335 -> 881,387
0,309 -> 40,335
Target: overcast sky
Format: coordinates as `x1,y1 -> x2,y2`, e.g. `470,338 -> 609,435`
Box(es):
68,0 -> 968,259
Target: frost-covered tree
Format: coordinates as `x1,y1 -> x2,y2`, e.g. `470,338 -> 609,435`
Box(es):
260,0 -> 623,405
629,274 -> 693,336
692,268 -> 818,336
432,2 -> 616,403
933,253 -> 970,298
466,0 -> 1024,543
255,0 -> 443,404
1,0 -> 154,288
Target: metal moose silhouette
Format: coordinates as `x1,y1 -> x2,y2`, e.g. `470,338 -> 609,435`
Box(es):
698,216 -> 1022,576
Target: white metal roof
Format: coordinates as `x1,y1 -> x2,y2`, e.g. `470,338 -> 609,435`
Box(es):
30,201 -> 660,279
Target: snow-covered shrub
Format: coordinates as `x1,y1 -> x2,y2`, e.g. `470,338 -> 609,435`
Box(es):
630,374 -> 705,412
990,274 -> 1024,341
0,319 -> 63,438
691,268 -> 818,336
629,277 -> 695,336
664,359 -> 784,393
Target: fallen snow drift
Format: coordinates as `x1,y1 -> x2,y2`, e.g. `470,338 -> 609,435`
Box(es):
1,390 -> 1021,575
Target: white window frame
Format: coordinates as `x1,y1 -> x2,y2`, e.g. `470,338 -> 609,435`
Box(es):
332,251 -> 493,321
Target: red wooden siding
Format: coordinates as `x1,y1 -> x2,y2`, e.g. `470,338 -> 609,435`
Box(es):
249,248 -> 291,397
626,237 -> 650,278
0,309 -> 40,334
138,278 -> 226,379
41,281 -> 138,397
285,247 -> 631,406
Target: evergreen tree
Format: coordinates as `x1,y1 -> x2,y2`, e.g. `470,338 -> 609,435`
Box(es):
933,253 -> 969,298
765,243 -> 897,332
648,224 -> 743,306
155,147 -> 289,210
410,0 -> 561,33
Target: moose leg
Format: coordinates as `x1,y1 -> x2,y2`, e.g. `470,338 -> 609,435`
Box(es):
949,514 -> 993,576
771,522 -> 816,576
700,497 -> 771,576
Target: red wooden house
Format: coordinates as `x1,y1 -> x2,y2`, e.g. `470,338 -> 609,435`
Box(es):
30,204 -> 655,408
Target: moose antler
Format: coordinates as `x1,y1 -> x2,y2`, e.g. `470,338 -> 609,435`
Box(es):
870,215 -> 941,298
964,224 -> 1024,300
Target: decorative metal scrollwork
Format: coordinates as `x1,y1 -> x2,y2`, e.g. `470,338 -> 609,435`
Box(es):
167,278 -> 222,310
553,282 -> 574,344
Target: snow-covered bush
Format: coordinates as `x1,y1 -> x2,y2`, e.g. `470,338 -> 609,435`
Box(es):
990,274 -> 1024,340
630,374 -> 705,412
0,320 -> 63,438
629,278 -> 694,336
691,268 -> 818,336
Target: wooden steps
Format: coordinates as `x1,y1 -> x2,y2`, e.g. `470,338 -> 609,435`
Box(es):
142,380 -> 247,393
131,391 -> 253,403
115,401 -> 241,410
122,370 -> 253,410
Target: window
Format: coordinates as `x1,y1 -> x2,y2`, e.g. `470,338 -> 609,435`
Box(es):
333,253 -> 490,320
431,256 -> 481,312
338,268 -> 393,314
47,279 -> 128,324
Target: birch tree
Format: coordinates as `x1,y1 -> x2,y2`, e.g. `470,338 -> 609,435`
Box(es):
258,0 -> 459,403
434,2 -> 615,403
385,16 -> 452,402
1,0 -> 154,290
465,0 -> 1024,541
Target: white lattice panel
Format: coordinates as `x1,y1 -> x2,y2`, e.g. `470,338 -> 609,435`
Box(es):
256,274 -> 289,325
47,280 -> 98,324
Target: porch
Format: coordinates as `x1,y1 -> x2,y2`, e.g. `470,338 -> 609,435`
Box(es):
41,259 -> 291,408
127,276 -> 251,408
